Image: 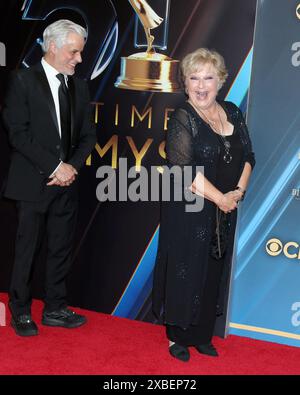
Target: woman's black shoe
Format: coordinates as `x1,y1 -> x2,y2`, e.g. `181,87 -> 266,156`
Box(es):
195,343 -> 218,357
169,343 -> 190,362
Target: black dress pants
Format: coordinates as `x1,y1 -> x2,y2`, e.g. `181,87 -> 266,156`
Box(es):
9,188 -> 78,316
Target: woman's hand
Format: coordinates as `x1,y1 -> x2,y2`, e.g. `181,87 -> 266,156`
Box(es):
227,189 -> 244,202
216,193 -> 238,213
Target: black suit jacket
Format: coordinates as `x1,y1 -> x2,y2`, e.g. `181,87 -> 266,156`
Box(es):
2,63 -> 96,201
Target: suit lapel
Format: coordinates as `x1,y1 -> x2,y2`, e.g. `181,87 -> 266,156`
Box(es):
33,64 -> 59,135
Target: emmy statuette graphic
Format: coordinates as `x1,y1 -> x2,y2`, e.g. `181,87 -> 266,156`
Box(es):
115,0 -> 181,92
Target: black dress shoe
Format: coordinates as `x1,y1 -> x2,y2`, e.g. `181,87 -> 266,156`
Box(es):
169,343 -> 190,362
42,307 -> 87,328
195,343 -> 218,357
11,314 -> 38,337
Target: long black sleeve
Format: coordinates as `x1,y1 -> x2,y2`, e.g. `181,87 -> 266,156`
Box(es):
166,108 -> 195,167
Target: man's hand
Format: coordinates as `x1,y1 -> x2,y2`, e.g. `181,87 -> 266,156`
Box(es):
47,163 -> 78,186
55,163 -> 78,182
47,175 -> 73,186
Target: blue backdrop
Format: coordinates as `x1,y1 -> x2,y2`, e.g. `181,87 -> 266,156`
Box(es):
229,0 -> 300,348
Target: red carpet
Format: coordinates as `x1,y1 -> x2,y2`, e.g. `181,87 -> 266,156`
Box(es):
1,293 -> 300,375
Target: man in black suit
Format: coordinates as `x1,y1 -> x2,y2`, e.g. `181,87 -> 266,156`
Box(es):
2,19 -> 96,336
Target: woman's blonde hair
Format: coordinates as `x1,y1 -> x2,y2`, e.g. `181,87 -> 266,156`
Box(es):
181,48 -> 228,88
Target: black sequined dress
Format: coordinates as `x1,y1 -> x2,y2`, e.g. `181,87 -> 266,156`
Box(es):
152,101 -> 255,346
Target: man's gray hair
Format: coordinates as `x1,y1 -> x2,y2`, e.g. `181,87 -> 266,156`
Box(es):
42,19 -> 87,53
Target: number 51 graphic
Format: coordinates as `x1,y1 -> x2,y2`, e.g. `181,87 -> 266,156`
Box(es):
21,0 -> 171,80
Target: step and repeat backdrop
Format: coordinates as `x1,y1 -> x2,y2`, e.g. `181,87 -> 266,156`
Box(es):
229,0 -> 300,347
7,0 -> 299,344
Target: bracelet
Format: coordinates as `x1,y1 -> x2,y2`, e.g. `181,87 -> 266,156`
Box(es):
235,186 -> 246,200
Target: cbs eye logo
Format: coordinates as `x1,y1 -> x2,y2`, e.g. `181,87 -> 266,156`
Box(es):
266,238 -> 283,256
266,238 -> 300,260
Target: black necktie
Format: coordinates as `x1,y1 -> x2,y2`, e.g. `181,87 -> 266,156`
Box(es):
56,73 -> 71,162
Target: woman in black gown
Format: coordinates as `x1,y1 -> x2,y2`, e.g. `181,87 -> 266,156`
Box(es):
152,48 -> 255,362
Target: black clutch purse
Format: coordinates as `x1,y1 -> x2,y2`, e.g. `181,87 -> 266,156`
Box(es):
209,207 -> 231,260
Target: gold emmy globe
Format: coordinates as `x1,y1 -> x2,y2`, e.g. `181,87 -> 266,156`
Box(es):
115,0 -> 181,93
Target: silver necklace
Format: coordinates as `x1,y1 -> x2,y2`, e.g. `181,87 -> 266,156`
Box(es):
197,104 -> 232,164
216,108 -> 232,164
